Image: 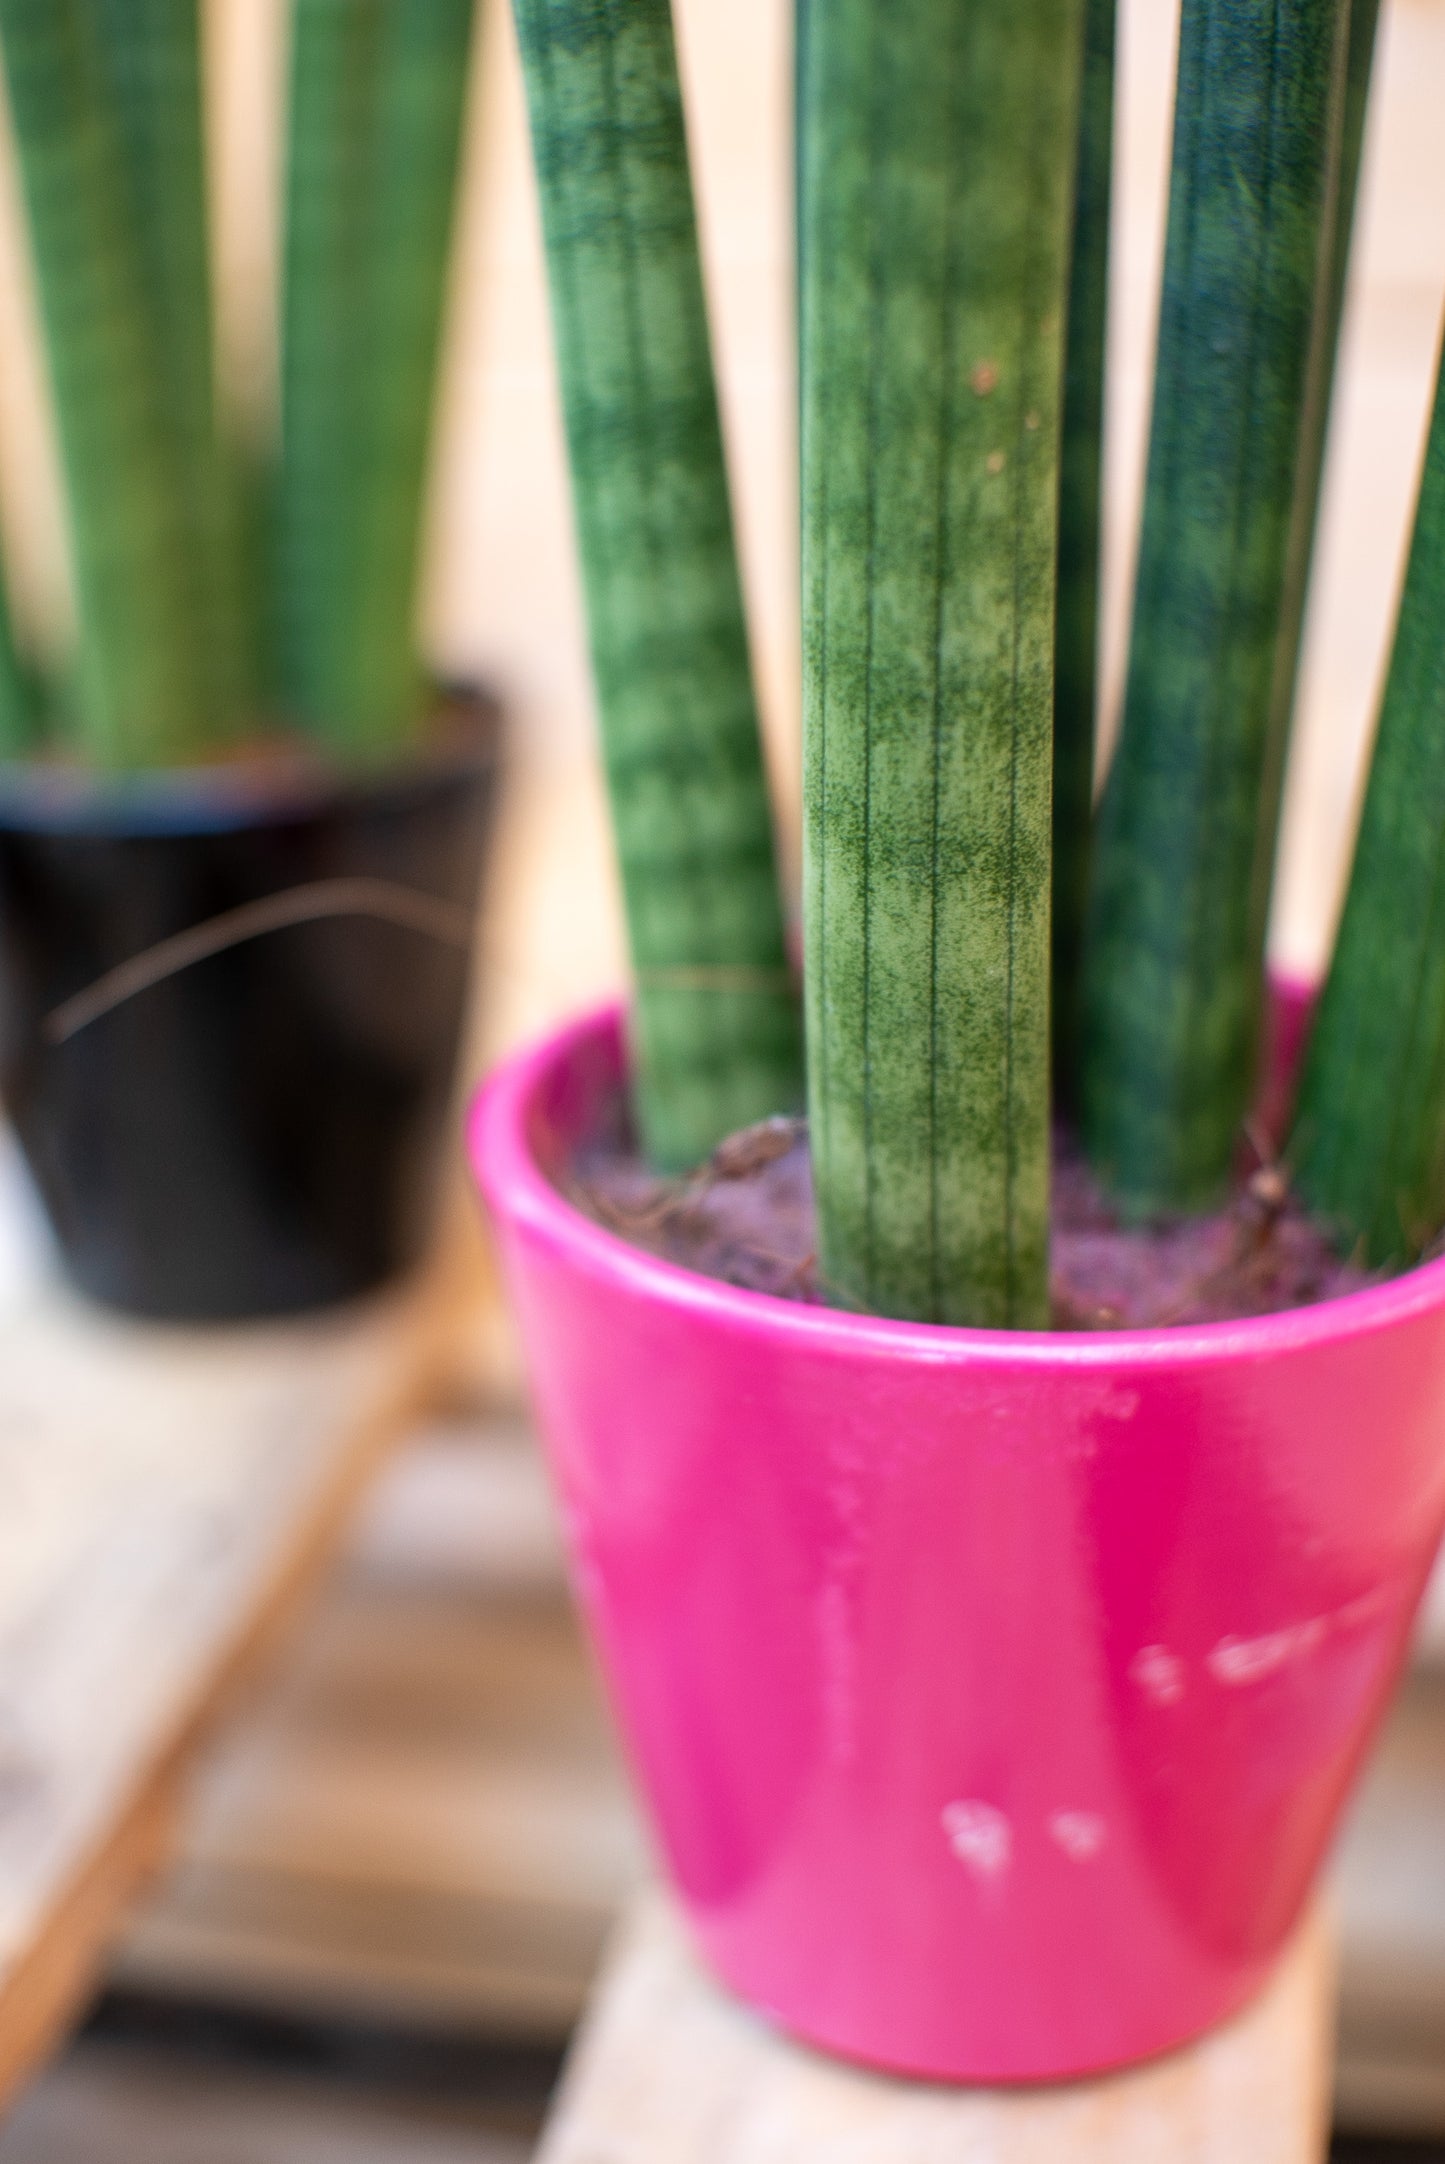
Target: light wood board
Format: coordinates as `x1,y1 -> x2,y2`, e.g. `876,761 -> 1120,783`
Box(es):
539,1894 -> 1334,2164
112,1417 -> 648,2035
0,2031 -> 537,2164
1334,1665 -> 1445,2135
0,1247 -> 474,2110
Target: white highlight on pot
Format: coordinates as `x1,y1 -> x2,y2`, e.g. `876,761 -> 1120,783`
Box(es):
1130,1643 -> 1186,1706
1208,1617 -> 1327,1686
941,1799 -> 1012,1881
1130,1587 -> 1395,1709
1048,1809 -> 1107,1861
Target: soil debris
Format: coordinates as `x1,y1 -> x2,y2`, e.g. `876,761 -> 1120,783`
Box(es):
565,1092 -> 1373,1330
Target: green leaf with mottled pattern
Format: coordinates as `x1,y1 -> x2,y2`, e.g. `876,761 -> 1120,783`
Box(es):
91,0 -> 248,742
1052,0 -> 1116,1101
1293,327 -> 1445,1267
278,0 -> 475,757
511,0 -> 803,1173
0,556 -> 39,757
0,0 -> 213,765
1079,0 -> 1355,1214
801,0 -> 1083,1327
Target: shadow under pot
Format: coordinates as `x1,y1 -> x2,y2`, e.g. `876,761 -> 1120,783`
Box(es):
0,696 -> 501,1321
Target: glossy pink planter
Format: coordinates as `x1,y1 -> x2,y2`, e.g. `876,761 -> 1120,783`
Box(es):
469,1006 -> 1445,2081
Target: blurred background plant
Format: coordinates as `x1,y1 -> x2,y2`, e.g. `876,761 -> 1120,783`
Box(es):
0,0 -> 477,771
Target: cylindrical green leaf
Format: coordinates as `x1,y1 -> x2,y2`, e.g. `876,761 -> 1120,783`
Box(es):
0,558 -> 39,756
794,0 -> 810,431
0,0 -> 212,764
277,0 -> 475,757
277,0 -> 383,737
511,0 -> 803,1173
1293,330 -> 1445,1267
1052,0 -> 1116,1098
1247,0 -> 1379,971
344,0 -> 474,748
1078,0 -> 1353,1213
91,0 -> 247,737
802,0 -> 1083,1328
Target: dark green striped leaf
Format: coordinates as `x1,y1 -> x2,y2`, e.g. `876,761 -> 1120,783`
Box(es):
0,0 -> 214,764
1294,324 -> 1445,1266
1078,0 -> 1356,1213
512,0 -> 803,1173
801,0 -> 1083,1327
278,0 -> 475,757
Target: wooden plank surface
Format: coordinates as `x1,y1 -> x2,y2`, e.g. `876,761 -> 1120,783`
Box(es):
0,1162 -> 475,2108
0,2039 -> 536,2164
1334,1665 -> 1445,2135
112,1416 -> 648,2034
539,1895 -> 1334,2164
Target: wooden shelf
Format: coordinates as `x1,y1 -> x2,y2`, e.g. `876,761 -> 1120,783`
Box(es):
111,1415 -> 648,2036
539,1895 -> 1335,2164
1335,1665 -> 1445,2135
0,1153 -> 476,2111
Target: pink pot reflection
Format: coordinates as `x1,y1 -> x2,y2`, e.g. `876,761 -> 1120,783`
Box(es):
469,1005 -> 1445,2080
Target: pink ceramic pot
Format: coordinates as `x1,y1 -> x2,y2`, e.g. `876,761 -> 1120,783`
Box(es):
469,1005 -> 1445,2081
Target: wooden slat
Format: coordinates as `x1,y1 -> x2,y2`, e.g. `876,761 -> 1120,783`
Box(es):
0,1771 -> 181,2115
111,1418 -> 648,2034
1334,1666 -> 1445,2135
539,1894 -> 1335,2164
0,2030 -> 538,2164
0,1231 -> 475,2108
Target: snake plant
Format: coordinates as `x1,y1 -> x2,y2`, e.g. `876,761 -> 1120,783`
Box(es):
1293,326 -> 1445,1268
1051,0 -> 1117,1098
0,0 -> 215,763
0,0 -> 477,770
512,0 -> 1445,1308
0,558 -> 37,755
799,0 -> 1083,1326
510,0 -> 803,1172
92,0 -> 249,738
277,0 -> 476,754
1078,0 -> 1359,1215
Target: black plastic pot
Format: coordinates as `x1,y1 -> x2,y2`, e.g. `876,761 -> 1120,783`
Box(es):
0,695 -> 501,1320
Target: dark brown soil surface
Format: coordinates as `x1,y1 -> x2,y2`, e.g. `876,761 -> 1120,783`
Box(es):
564,1095 -> 1373,1330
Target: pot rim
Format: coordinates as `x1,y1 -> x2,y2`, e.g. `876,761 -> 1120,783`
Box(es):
0,683 -> 501,838
471,1000 -> 1445,1372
